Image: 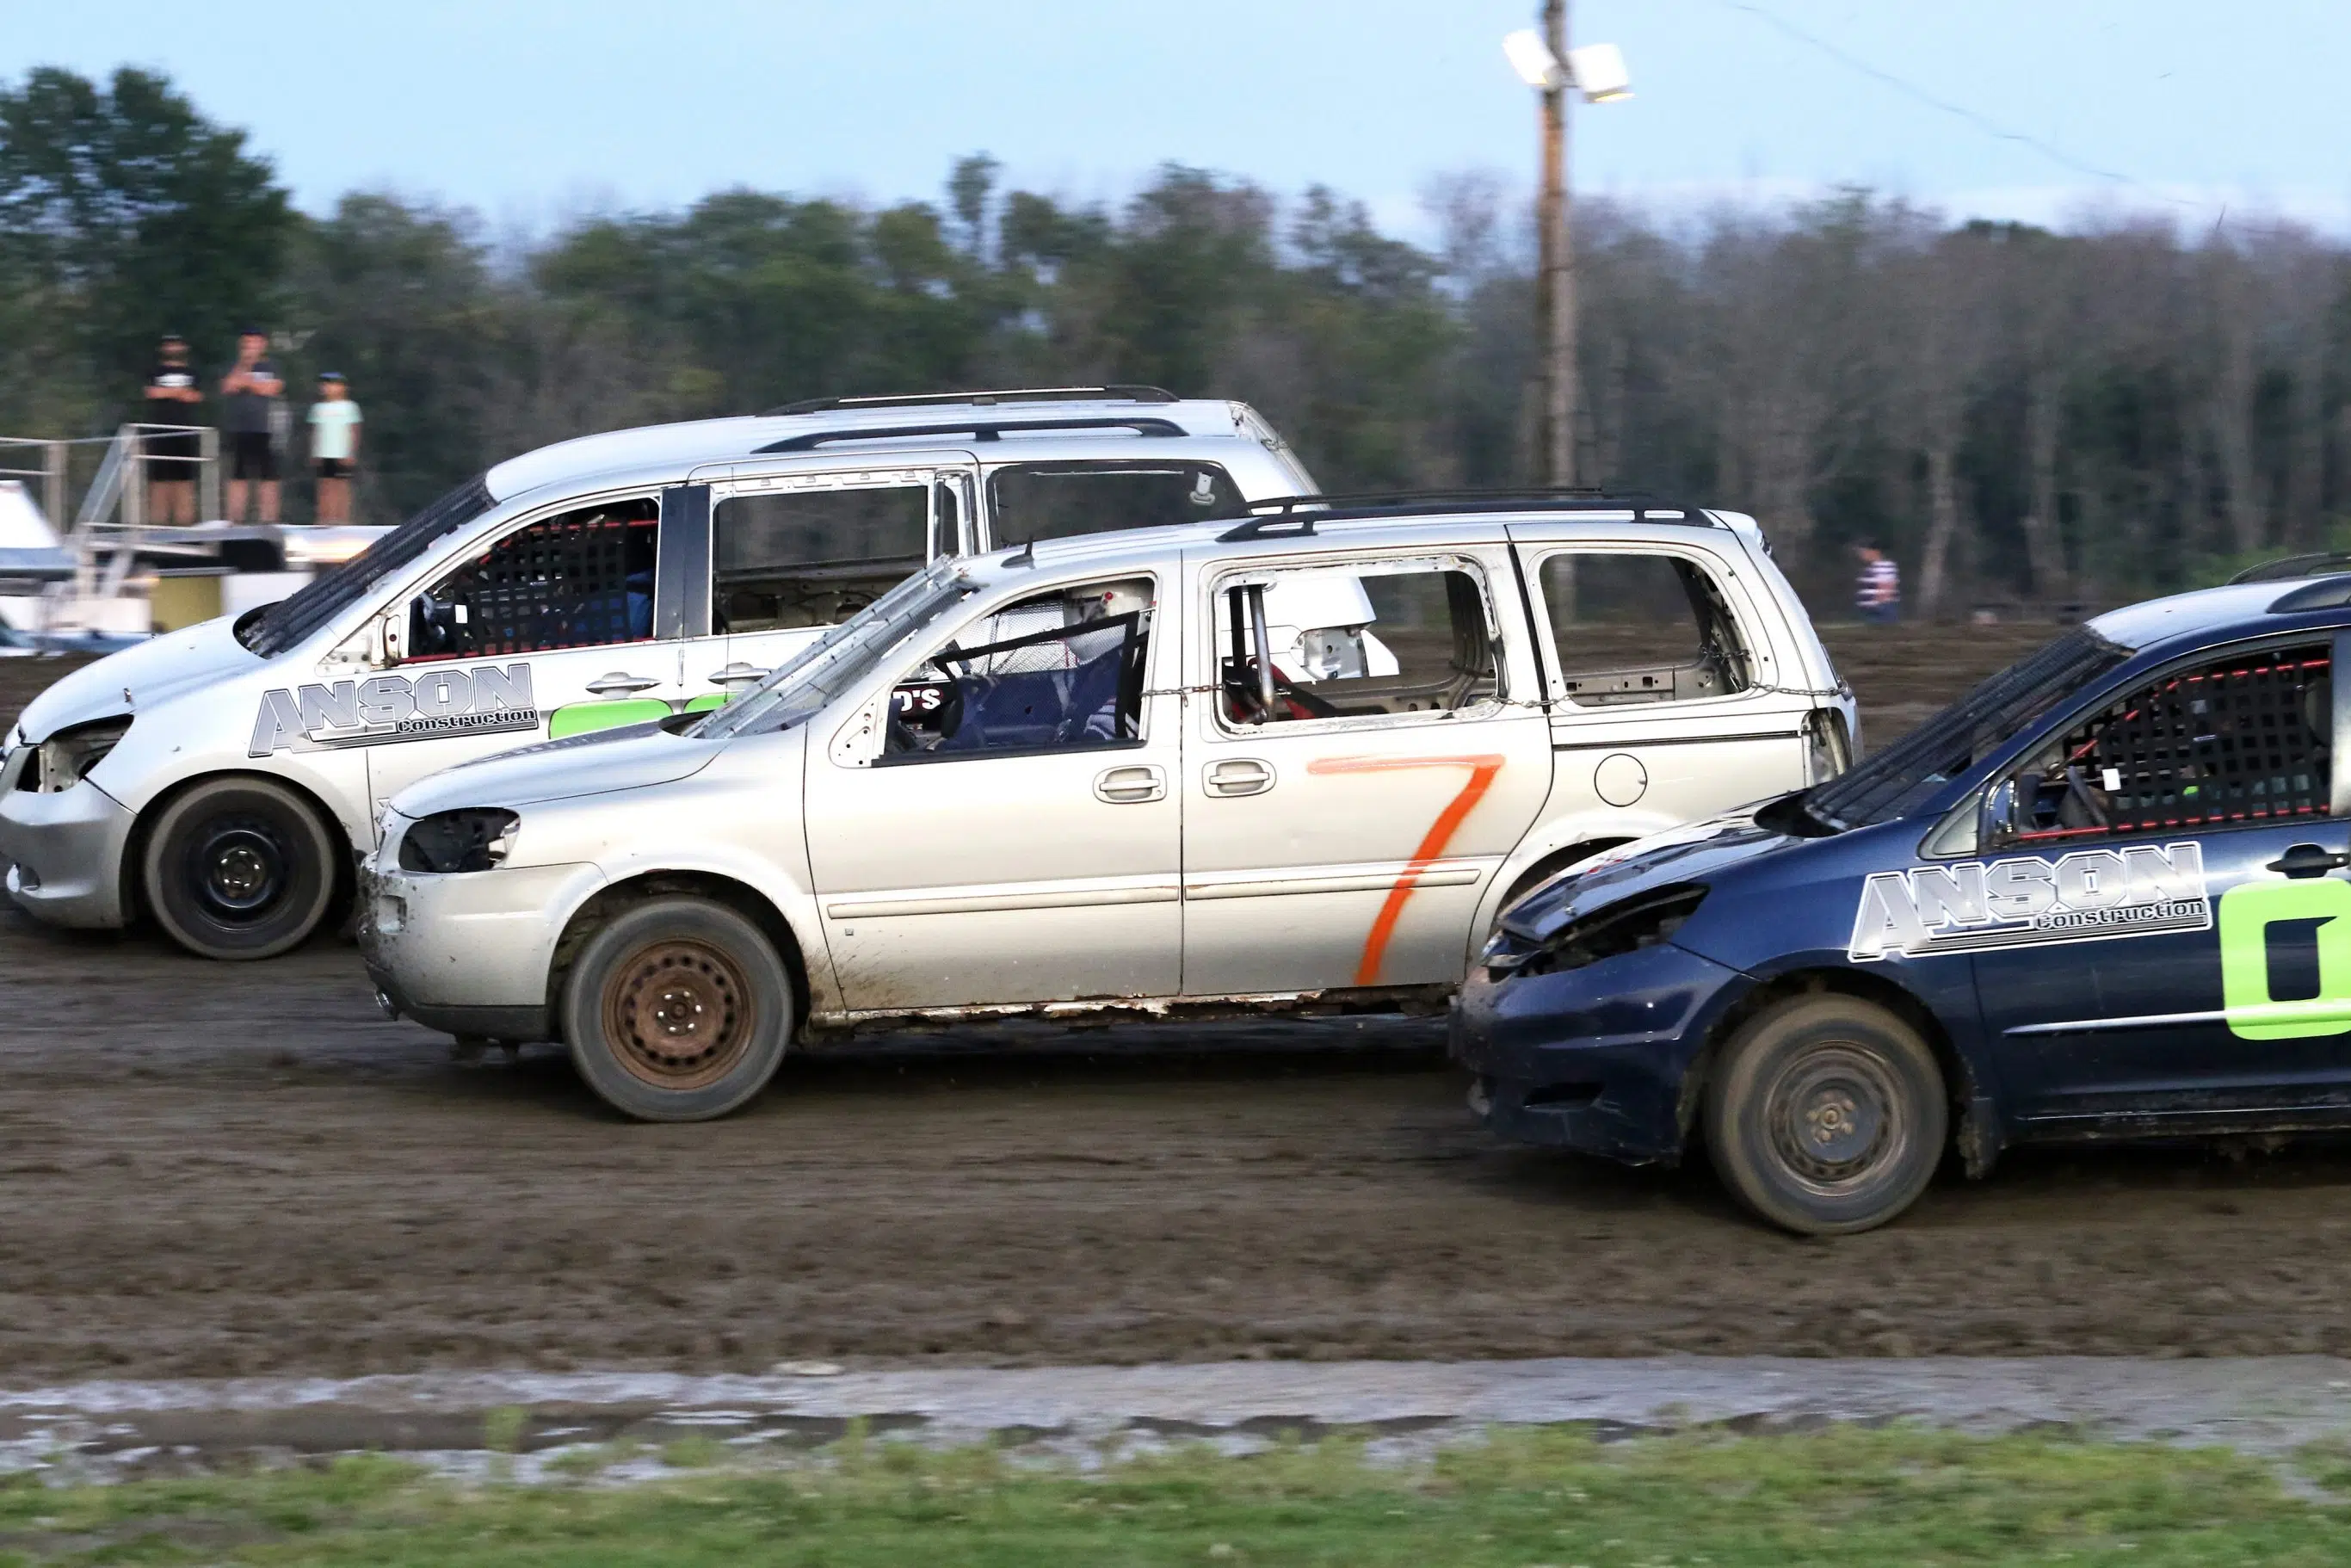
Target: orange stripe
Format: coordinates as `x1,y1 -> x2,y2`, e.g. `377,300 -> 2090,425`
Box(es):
1306,753 -> 1506,986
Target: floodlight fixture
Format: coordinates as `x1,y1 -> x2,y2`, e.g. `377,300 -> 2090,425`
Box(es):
1566,42 -> 1633,102
1503,29 -> 1632,102
1503,28 -> 1562,89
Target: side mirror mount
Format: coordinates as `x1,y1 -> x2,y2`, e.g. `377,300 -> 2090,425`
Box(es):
1980,777 -> 2019,849
829,694 -> 885,768
1921,780 -> 2000,861
379,606 -> 407,666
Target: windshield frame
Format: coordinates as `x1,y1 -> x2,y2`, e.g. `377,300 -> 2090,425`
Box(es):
688,557 -> 978,741
1805,627 -> 2134,831
238,473 -> 497,658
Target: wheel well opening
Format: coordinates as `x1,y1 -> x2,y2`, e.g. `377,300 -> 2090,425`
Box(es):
1499,837 -> 1631,916
121,769 -> 359,929
548,871 -> 811,1033
1677,966 -> 1979,1164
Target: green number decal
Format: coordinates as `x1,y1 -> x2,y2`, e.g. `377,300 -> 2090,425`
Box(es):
2218,878 -> 2351,1040
547,698 -> 671,739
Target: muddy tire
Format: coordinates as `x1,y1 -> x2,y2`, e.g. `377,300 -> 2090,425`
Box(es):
561,897 -> 792,1122
1704,994 -> 1947,1236
142,777 -> 342,961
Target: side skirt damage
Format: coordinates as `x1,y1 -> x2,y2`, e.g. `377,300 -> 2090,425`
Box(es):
800,984 -> 1453,1040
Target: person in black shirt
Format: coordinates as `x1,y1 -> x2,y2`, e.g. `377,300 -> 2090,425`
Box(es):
219,328 -> 283,524
143,334 -> 203,524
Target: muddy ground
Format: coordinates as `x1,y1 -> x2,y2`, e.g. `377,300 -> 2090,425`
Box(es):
11,620 -> 2351,1383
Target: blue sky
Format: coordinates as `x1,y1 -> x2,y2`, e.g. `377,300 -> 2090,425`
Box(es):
15,1 -> 2348,238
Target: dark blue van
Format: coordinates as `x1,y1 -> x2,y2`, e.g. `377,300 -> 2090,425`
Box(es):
1455,565 -> 2351,1233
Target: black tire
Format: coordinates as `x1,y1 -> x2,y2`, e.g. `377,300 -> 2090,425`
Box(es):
1704,994 -> 1947,1236
141,776 -> 342,960
561,897 -> 793,1122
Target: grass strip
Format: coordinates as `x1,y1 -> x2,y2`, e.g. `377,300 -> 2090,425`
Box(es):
0,1423 -> 2347,1565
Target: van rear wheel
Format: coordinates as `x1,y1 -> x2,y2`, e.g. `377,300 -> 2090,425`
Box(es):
142,777 -> 341,960
1704,994 -> 1947,1236
562,897 -> 793,1122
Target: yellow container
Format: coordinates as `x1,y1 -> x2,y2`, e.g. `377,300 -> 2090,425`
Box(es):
151,572 -> 225,633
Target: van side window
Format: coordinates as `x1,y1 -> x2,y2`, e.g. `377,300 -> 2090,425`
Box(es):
883,577 -> 1155,761
405,497 -> 657,660
986,461 -> 1243,546
713,484 -> 933,633
2003,643 -> 2332,845
1538,553 -> 1752,706
1217,560 -> 1500,726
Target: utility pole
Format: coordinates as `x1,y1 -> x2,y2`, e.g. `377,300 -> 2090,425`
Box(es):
1534,0 -> 1577,489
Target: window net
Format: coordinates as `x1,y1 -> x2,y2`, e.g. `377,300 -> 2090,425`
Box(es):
2015,644 -> 2331,843
413,502 -> 657,659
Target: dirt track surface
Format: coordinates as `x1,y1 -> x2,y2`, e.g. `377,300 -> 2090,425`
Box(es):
10,620 -> 2348,1383
8,899 -> 2351,1381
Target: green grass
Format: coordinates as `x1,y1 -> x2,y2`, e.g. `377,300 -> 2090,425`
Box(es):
0,1424 -> 2348,1565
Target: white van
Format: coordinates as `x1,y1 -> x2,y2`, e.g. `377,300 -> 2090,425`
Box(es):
0,389 -> 1317,959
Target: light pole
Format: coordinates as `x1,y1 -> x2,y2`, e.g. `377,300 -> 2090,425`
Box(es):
1504,15 -> 1631,490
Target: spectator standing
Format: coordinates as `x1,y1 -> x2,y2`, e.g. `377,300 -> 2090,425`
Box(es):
1854,542 -> 1901,624
306,373 -> 362,523
219,329 -> 283,524
141,333 -> 203,524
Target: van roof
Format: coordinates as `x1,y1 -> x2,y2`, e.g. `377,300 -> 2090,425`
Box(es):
485,396 -> 1267,502
946,503 -> 1757,591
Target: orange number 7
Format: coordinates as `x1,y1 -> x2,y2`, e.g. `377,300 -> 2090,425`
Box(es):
1306,754 -> 1507,986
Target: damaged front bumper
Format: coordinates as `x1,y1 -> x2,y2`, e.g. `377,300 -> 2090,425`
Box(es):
0,769 -> 136,929
1450,941 -> 1751,1165
360,860 -> 604,1041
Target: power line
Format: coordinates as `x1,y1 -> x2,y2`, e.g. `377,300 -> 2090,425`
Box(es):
1710,0 -> 2204,213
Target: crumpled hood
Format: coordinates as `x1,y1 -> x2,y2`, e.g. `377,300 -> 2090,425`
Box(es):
1500,802 -> 1795,941
12,616 -> 255,744
390,720 -> 725,817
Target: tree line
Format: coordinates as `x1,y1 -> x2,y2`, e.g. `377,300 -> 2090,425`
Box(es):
3,65 -> 2347,614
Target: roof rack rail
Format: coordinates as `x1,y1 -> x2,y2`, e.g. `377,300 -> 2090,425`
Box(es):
756,416 -> 1185,454
1218,512 -> 1320,543
1228,488 -> 1702,526
2230,552 -> 2351,585
761,386 -> 1179,417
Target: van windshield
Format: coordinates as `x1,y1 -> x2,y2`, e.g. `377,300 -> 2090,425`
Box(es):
690,559 -> 976,740
1803,627 -> 2132,830
238,474 -> 497,657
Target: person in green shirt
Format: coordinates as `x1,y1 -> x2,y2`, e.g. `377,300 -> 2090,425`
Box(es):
306,373 -> 362,524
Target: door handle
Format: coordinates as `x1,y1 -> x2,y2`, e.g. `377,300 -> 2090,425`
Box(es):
706,662 -> 773,688
1094,764 -> 1166,804
1204,758 -> 1275,797
585,671 -> 661,695
2268,843 -> 2351,879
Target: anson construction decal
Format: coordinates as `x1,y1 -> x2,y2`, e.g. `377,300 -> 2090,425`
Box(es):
1847,842 -> 2210,961
249,664 -> 539,756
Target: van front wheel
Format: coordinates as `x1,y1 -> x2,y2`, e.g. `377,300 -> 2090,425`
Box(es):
562,897 -> 792,1122
1704,995 -> 1947,1236
142,777 -> 340,960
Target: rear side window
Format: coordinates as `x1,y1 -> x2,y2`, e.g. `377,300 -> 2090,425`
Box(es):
404,497 -> 656,660
1217,559 -> 1499,726
2001,642 -> 2333,846
987,462 -> 1243,546
1536,552 -> 1751,706
713,484 -> 935,633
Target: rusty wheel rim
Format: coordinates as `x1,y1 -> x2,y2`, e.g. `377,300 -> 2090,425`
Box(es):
602,938 -> 757,1091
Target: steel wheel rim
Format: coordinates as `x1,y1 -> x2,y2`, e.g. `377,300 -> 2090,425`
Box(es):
188,814 -> 289,923
602,938 -> 757,1091
1762,1041 -> 1908,1198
